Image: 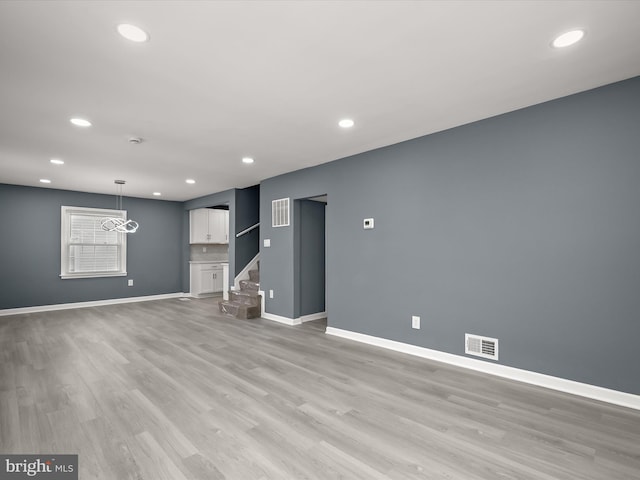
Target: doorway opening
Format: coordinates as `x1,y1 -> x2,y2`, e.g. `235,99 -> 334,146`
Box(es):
294,195 -> 327,326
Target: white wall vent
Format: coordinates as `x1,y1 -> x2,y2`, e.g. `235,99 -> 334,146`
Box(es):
465,334 -> 499,361
272,198 -> 290,227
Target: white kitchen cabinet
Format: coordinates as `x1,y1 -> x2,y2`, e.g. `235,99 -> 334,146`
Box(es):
208,209 -> 229,243
190,262 -> 224,297
189,208 -> 229,244
211,266 -> 224,293
189,209 -> 209,244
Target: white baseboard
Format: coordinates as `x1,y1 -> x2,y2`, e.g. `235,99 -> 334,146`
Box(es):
325,327 -> 640,411
261,310 -> 327,326
261,312 -> 301,326
299,311 -> 327,323
0,293 -> 186,317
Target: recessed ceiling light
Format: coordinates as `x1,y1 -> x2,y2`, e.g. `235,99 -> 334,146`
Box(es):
552,29 -> 585,48
242,157 -> 254,164
39,179 -> 51,184
186,179 -> 196,184
70,117 -> 92,127
153,192 -> 161,196
50,158 -> 64,165
117,23 -> 149,43
338,118 -> 355,128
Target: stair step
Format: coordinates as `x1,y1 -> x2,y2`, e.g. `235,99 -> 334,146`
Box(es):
219,300 -> 261,319
239,279 -> 259,292
248,269 -> 260,283
230,290 -> 261,305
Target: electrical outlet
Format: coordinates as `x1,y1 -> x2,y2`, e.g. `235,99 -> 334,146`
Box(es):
411,315 -> 420,329
269,289 -> 274,299
128,279 -> 134,287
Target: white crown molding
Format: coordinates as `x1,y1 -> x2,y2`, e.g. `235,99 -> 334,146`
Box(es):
325,327 -> 640,411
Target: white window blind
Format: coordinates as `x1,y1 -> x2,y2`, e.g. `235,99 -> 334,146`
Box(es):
61,206 -> 127,279
272,198 -> 290,227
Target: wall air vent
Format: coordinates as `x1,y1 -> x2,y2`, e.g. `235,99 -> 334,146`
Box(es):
465,334 -> 499,361
272,198 -> 290,227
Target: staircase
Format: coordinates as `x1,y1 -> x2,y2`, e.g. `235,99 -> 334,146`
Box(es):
218,264 -> 261,319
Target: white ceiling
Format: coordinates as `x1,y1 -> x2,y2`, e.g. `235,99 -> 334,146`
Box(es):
1,0 -> 639,201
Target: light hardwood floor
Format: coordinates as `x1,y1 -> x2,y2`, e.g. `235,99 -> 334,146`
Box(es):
1,297 -> 639,479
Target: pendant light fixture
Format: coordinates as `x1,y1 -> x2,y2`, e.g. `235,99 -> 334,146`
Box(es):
101,180 -> 139,233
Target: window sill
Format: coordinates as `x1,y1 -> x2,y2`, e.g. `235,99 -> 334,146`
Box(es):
60,272 -> 127,280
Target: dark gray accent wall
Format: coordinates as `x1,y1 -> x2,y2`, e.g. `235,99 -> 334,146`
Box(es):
0,184 -> 184,309
294,199 -> 326,317
235,185 -> 260,274
259,76 -> 640,394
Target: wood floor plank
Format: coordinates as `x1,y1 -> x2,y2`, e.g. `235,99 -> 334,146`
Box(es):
0,298 -> 639,479
133,430 -> 190,480
0,389 -> 20,451
75,417 -> 123,480
182,452 -> 227,480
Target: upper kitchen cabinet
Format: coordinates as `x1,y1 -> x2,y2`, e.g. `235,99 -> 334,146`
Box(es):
190,208 -> 229,244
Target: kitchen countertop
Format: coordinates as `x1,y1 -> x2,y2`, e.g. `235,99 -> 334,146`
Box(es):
189,261 -> 229,264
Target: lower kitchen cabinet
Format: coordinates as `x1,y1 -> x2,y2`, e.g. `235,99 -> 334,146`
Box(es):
190,263 -> 224,297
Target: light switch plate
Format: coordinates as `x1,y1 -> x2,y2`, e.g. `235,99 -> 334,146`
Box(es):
411,315 -> 420,329
264,239 -> 271,247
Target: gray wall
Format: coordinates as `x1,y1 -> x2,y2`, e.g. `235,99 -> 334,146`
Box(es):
261,178 -> 330,318
259,76 -> 640,394
294,199 -> 326,317
0,184 -> 184,309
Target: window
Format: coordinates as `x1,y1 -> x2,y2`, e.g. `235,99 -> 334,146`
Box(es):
272,198 -> 290,227
60,206 -> 127,279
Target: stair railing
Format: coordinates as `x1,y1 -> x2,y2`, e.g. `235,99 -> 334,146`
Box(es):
236,222 -> 259,238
